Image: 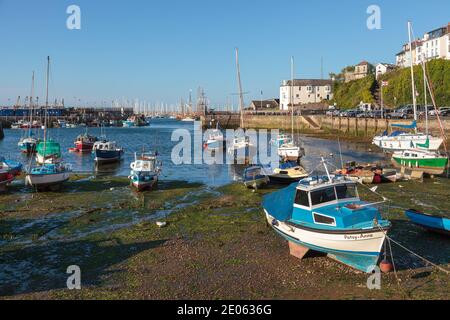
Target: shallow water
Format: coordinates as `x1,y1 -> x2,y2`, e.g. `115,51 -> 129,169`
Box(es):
1,119 -> 388,186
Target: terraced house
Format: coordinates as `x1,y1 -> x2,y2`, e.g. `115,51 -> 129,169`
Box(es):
396,22 -> 450,67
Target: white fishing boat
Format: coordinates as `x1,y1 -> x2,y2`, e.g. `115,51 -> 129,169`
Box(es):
128,152 -> 161,191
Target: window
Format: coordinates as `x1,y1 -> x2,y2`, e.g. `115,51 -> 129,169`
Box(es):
335,184 -> 357,200
295,190 -> 310,207
313,213 -> 336,226
296,94 -> 299,98
310,187 -> 336,206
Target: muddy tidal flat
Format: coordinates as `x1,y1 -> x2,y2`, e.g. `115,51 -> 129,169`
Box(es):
0,174 -> 449,300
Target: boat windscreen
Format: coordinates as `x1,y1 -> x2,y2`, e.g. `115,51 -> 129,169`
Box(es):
310,187 -> 336,206
335,184 -> 357,200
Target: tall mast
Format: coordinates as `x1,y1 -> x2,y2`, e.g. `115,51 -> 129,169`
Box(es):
235,48 -> 245,129
407,22 -> 417,130
28,71 -> 35,136
44,56 -> 50,144
290,56 -> 295,138
422,58 -> 428,136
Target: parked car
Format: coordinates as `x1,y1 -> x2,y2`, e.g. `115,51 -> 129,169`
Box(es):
440,108 -> 450,117
429,106 -> 450,116
390,106 -> 413,119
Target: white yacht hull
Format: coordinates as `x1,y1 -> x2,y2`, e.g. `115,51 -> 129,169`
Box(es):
372,134 -> 443,152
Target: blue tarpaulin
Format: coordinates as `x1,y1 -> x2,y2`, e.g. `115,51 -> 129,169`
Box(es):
262,183 -> 297,222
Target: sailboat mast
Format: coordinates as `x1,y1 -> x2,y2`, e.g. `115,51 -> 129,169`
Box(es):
407,22 -> 418,129
291,56 -> 294,138
422,59 -> 428,136
235,48 -> 245,129
28,71 -> 35,136
44,56 -> 50,145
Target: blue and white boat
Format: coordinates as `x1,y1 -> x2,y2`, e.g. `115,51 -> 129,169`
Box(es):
18,136 -> 38,154
25,162 -> 72,191
128,152 -> 161,191
263,160 -> 391,273
92,140 -> 124,164
405,209 -> 449,236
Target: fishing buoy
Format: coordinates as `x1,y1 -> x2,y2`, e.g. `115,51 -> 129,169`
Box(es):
380,259 -> 393,273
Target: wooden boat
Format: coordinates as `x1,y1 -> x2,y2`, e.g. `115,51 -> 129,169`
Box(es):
268,161 -> 308,184
128,152 -> 161,191
25,162 -> 71,191
405,209 -> 449,236
263,160 -> 391,273
92,140 -> 124,164
391,149 -> 448,175
243,166 -> 269,190
335,161 -> 397,184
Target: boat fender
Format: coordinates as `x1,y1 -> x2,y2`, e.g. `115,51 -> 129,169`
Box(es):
271,219 -> 279,227
380,260 -> 393,273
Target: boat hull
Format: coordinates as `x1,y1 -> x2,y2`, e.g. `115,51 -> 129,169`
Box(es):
130,176 -> 158,191
94,150 -> 123,164
0,172 -> 15,191
75,141 -> 94,152
405,209 -> 450,236
265,210 -> 388,273
19,141 -> 37,154
373,135 -> 443,152
391,157 -> 448,175
25,172 -> 70,190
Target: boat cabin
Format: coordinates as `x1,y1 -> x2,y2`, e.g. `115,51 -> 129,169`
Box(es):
290,176 -> 381,229
131,159 -> 157,172
93,140 -> 119,151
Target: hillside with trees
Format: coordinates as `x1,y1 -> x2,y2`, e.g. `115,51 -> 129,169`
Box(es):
379,59 -> 450,108
331,75 -> 376,108
330,59 -> 450,109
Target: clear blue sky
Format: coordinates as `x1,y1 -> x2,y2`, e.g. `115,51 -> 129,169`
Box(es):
0,0 -> 449,107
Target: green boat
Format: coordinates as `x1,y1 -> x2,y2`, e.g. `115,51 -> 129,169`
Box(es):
392,150 -> 449,175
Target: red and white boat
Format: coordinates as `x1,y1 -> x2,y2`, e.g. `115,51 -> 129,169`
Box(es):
73,133 -> 98,153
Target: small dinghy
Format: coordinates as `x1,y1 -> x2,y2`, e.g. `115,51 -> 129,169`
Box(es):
263,159 -> 391,273
243,166 -> 269,190
268,161 -> 308,184
405,209 -> 449,236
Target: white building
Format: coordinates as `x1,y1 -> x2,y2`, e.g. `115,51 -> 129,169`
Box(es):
375,63 -> 396,79
396,22 -> 450,67
279,79 -> 333,111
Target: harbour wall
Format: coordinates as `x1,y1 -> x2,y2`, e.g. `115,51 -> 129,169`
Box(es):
204,114 -> 450,138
